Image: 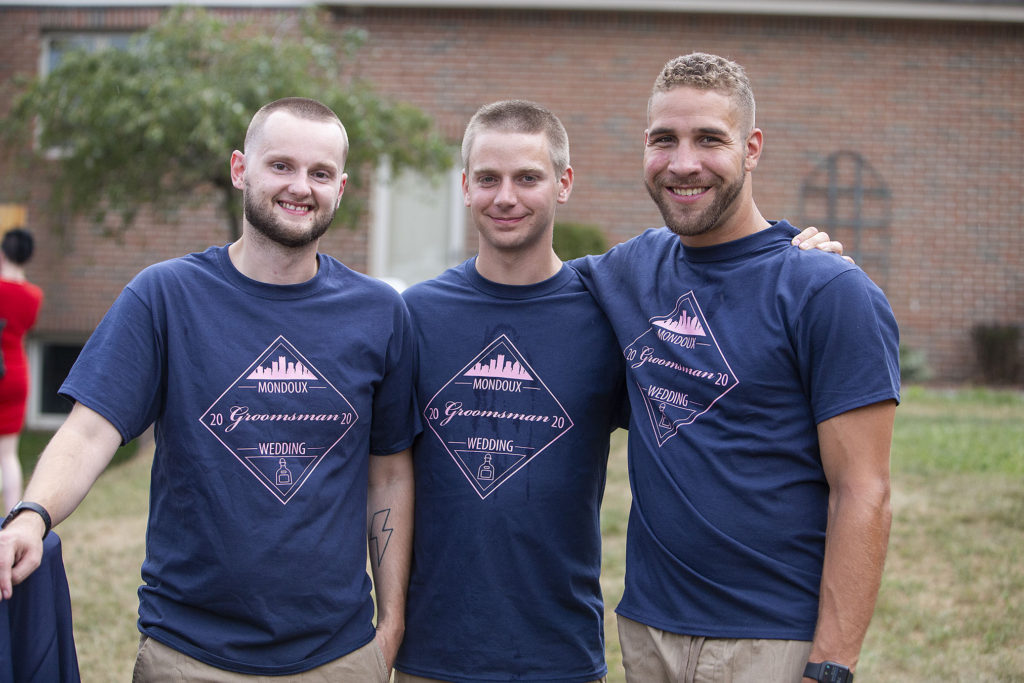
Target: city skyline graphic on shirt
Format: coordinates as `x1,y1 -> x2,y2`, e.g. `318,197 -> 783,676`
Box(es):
653,310 -> 706,337
199,335 -> 359,504
463,353 -> 533,380
626,292 -> 739,446
246,355 -> 317,380
425,334 -> 573,499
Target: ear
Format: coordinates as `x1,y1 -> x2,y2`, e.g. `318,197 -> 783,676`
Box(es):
335,173 -> 348,209
557,165 -> 574,205
230,150 -> 246,190
744,128 -> 764,172
462,170 -> 471,207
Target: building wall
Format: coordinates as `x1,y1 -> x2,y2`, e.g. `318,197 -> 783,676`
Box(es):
1,5 -> 1022,384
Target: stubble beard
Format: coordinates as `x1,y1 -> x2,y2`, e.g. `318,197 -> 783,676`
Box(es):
242,186 -> 335,249
647,170 -> 746,239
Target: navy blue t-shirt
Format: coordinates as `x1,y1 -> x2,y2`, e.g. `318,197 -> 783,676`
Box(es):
397,259 -> 627,683
573,222 -> 900,640
60,246 -> 419,674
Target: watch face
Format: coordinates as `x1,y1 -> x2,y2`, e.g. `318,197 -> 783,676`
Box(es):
823,663 -> 851,683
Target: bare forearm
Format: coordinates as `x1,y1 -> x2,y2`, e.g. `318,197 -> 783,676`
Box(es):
809,483 -> 892,668
366,449 -> 414,667
0,402 -> 122,597
810,400 -> 896,674
23,403 -> 123,526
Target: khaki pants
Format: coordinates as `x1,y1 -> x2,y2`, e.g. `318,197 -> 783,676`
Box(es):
395,670 -> 606,683
133,634 -> 389,682
616,615 -> 812,683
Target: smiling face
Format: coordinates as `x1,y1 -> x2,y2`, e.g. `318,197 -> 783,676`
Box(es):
643,85 -> 762,246
463,129 -> 572,259
231,110 -> 348,249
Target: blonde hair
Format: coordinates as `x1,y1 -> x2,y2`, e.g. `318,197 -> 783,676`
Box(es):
651,53 -> 756,135
462,100 -> 570,175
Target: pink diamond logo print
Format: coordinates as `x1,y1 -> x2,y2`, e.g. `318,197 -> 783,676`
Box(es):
199,336 -> 358,504
625,292 -> 738,446
424,334 -> 573,499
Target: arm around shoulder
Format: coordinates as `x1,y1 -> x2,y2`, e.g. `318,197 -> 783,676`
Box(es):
0,402 -> 123,599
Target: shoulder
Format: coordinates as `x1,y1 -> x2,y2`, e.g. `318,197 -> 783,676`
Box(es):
571,227 -> 674,276
401,262 -> 467,306
319,254 -> 407,303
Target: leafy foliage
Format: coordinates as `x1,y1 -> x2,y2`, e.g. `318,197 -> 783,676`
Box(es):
1,7 -> 451,238
552,221 -> 608,260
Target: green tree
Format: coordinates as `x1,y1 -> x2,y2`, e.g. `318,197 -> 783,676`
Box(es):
1,6 -> 452,239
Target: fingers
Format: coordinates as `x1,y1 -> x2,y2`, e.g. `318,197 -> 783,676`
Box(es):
0,531 -> 44,600
791,226 -> 821,244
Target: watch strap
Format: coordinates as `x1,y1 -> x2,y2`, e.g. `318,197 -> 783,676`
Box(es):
2,501 -> 52,540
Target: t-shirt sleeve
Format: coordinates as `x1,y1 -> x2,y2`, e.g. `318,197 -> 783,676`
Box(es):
368,297 -> 421,455
59,284 -> 164,444
797,269 -> 901,423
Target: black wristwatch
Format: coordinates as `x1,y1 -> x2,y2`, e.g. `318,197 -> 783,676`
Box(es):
1,501 -> 52,540
804,661 -> 854,682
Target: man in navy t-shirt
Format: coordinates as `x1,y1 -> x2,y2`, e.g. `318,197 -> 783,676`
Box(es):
395,100 -> 628,683
573,53 -> 899,683
0,98 -> 416,681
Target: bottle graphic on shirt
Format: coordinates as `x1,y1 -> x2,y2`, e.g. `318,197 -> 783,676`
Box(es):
659,402 -> 673,429
477,454 -> 495,481
275,458 -> 293,486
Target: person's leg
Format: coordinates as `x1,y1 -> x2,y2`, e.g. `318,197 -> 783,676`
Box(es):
133,634 -> 389,683
693,637 -> 812,682
617,614 -> 702,683
0,433 -> 23,512
617,615 -> 812,683
395,668 -> 605,683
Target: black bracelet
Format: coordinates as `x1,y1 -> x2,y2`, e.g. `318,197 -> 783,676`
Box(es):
1,501 -> 52,540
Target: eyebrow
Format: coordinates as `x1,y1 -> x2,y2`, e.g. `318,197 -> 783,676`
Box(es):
472,165 -> 547,176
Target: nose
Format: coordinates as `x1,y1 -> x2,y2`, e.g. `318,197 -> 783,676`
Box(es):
666,143 -> 701,177
287,174 -> 312,198
494,180 -> 517,207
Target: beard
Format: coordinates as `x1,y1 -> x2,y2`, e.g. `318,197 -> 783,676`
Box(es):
646,169 -> 746,239
242,186 -> 335,249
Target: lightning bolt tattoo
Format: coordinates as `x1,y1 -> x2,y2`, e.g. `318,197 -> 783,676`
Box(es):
369,508 -> 394,565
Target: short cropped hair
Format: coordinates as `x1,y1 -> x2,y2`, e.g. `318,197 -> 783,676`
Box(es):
244,97 -> 349,161
462,100 -> 570,176
1,228 -> 34,265
650,53 -> 756,136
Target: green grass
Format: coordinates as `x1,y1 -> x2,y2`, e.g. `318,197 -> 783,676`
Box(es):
13,386 -> 1024,681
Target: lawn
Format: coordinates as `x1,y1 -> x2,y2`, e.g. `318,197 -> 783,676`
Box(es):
14,385 -> 1024,681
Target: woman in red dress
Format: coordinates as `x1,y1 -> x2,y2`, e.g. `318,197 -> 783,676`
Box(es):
0,228 -> 43,513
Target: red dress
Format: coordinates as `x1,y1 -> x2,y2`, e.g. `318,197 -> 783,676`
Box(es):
0,278 -> 43,434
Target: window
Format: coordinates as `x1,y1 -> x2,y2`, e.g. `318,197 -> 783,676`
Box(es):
370,155 -> 466,291
40,32 -> 134,76
27,340 -> 84,430
799,151 -> 892,278
38,32 -> 136,157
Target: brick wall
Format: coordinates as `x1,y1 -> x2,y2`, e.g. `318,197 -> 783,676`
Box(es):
1,6 -> 1021,384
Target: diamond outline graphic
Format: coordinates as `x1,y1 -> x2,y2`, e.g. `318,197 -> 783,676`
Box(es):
199,335 -> 359,504
625,292 -> 739,446
424,334 -> 573,499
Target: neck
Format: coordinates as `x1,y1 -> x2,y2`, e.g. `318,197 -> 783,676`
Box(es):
678,196 -> 771,248
0,262 -> 26,281
475,246 -> 562,286
228,229 -> 320,285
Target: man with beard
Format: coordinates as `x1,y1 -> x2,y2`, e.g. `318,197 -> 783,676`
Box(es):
0,98 -> 416,681
573,54 -> 900,682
